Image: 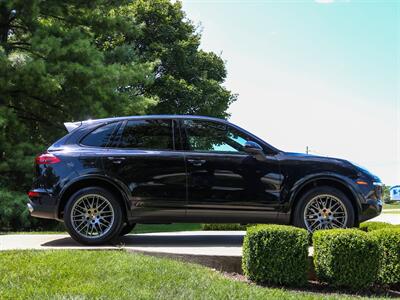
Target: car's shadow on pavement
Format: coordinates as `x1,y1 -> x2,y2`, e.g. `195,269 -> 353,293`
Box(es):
41,233 -> 244,248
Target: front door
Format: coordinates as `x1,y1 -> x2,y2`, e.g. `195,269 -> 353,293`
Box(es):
102,118 -> 187,222
181,119 -> 282,223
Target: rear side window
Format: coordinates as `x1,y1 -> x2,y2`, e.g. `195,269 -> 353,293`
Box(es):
119,119 -> 174,150
81,122 -> 118,147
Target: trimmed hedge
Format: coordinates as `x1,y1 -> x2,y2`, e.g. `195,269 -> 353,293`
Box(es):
313,229 -> 379,289
202,223 -> 249,231
370,228 -> 400,286
0,187 -> 63,231
359,221 -> 394,232
242,225 -> 309,286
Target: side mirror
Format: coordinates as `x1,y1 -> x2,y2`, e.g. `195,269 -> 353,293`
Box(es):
244,141 -> 267,161
244,141 -> 264,155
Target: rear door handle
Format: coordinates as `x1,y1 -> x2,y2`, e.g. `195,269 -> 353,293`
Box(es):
107,156 -> 126,164
187,159 -> 206,167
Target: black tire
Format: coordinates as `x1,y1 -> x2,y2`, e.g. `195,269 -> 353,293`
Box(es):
119,223 -> 136,236
293,186 -> 355,232
64,187 -> 124,245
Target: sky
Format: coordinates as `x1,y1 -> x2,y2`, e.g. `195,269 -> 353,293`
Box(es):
181,0 -> 399,185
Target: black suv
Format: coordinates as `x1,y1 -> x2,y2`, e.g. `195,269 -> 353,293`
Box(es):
28,115 -> 383,245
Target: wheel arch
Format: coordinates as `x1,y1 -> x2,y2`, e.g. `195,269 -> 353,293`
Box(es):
288,175 -> 362,225
57,176 -> 130,220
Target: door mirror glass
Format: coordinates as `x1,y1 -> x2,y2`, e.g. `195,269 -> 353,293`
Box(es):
244,141 -> 267,161
244,141 -> 263,154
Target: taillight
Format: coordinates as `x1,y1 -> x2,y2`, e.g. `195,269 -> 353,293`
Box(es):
28,191 -> 40,198
35,153 -> 61,164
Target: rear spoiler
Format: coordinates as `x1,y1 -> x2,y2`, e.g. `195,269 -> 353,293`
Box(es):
64,121 -> 83,133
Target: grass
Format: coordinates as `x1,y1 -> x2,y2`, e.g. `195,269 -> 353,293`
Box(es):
132,223 -> 202,234
382,211 -> 400,215
0,250 -> 394,300
383,202 -> 400,210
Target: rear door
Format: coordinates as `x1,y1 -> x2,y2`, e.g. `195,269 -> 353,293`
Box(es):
102,118 -> 187,222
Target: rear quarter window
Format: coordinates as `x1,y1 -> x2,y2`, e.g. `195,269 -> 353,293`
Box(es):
80,122 -> 119,147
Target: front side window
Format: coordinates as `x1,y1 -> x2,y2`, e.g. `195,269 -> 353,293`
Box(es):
81,122 -> 118,147
119,119 -> 174,150
183,119 -> 248,153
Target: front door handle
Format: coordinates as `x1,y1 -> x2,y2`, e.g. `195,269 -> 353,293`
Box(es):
187,159 -> 206,167
107,156 -> 126,164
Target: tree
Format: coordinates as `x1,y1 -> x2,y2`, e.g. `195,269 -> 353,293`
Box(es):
0,0 -> 155,189
0,0 -> 236,191
123,0 -> 237,118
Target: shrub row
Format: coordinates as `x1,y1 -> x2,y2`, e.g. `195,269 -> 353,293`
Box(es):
370,228 -> 400,285
359,221 -> 395,232
0,187 -> 63,232
242,225 -> 309,286
313,229 -> 379,289
243,223 -> 400,289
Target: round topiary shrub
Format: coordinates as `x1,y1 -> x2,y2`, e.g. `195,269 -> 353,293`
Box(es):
359,221 -> 394,232
313,229 -> 379,289
369,228 -> 400,286
242,224 -> 309,286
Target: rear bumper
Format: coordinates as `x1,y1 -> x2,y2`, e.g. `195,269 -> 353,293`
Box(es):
27,190 -> 59,220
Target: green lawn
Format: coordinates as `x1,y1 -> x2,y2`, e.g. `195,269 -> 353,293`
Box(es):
0,250 -> 392,299
132,223 -> 202,234
383,202 -> 400,210
382,211 -> 400,214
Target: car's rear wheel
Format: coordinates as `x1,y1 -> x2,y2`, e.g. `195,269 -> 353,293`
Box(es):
293,186 -> 355,232
119,223 -> 136,236
64,187 -> 123,245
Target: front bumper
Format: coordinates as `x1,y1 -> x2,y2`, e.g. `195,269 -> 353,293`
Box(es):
27,190 -> 58,220
359,198 -> 383,222
355,179 -> 383,222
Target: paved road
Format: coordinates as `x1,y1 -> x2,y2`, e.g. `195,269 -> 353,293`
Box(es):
370,213 -> 400,224
1,213 -> 398,253
0,231 -> 245,255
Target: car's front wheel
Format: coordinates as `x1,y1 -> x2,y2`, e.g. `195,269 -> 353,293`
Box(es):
64,187 -> 123,245
293,186 -> 355,232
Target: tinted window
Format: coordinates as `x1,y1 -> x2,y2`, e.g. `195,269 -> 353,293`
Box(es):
119,119 -> 174,150
183,120 -> 248,153
81,122 -> 118,147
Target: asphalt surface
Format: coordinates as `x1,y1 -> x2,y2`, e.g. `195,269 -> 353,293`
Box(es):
0,231 -> 244,255
1,213 -> 399,254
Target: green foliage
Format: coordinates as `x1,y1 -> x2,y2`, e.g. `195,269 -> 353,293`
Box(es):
128,0 -> 236,118
133,223 -> 202,234
382,185 -> 391,203
0,0 -> 156,190
313,229 -> 379,289
369,228 -> 400,286
202,223 -> 249,231
242,225 -> 309,286
0,187 -> 63,231
0,188 -> 31,230
359,221 -> 394,232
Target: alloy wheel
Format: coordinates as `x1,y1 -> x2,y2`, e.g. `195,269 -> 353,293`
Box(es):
303,194 -> 348,232
70,194 -> 115,238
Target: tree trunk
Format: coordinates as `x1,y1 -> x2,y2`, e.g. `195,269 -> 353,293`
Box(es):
0,4 -> 11,51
